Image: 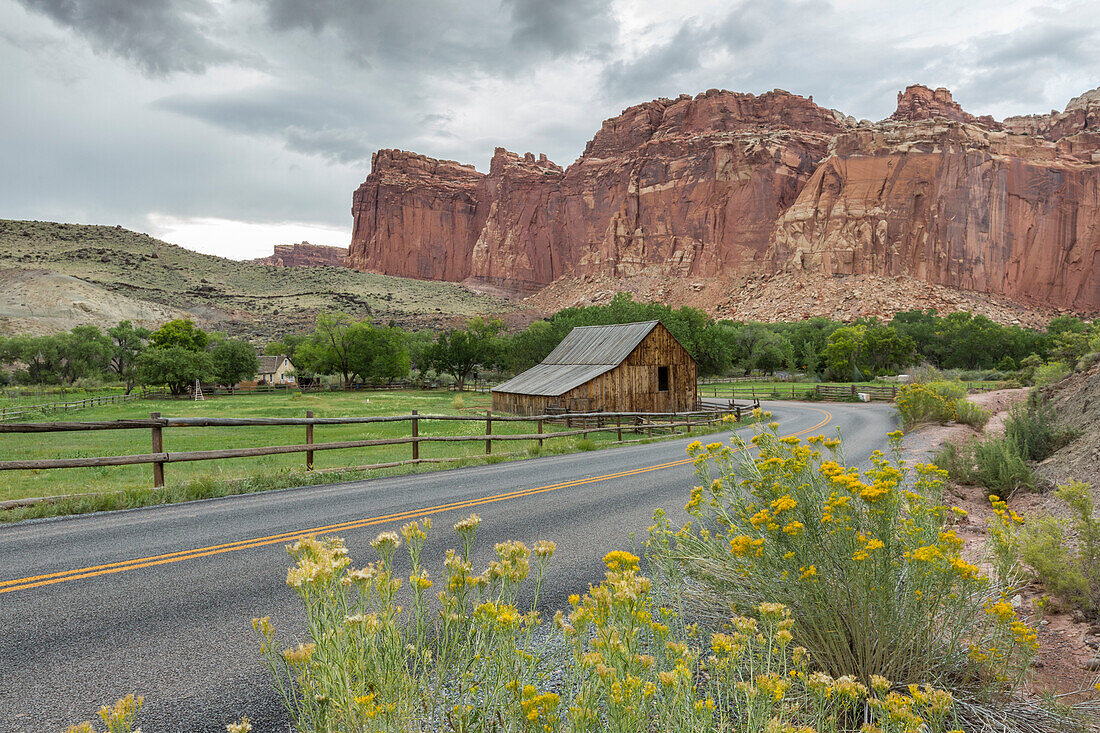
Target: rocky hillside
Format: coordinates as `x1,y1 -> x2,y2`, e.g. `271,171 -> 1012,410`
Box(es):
0,220 -> 510,338
251,242 -> 348,267
348,84 -> 1100,318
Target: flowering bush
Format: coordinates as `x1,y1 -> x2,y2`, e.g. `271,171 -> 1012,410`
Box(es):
63,695 -> 142,733
895,383 -> 960,429
254,512 -> 972,732
648,422 -> 1036,697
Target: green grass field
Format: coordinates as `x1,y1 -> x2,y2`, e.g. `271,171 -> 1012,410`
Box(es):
0,389 -> 725,506
0,386 -> 129,410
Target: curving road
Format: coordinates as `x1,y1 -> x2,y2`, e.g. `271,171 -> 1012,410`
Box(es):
0,401 -> 898,732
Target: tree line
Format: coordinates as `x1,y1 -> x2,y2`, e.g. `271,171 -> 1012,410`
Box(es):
2,296 -> 1096,389
0,320 -> 258,395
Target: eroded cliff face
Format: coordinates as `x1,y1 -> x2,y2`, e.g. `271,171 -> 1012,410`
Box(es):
252,242 -> 347,267
348,84 -> 1100,312
769,122 -> 1100,310
1003,87 -> 1100,140
349,149 -> 485,282
351,90 -> 843,294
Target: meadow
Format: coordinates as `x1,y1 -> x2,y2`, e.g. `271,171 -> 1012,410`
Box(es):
0,389 -> 726,507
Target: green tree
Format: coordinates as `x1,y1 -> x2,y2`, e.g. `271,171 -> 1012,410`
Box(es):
1051,331 -> 1091,366
108,321 -> 150,394
749,330 -> 793,375
1,334 -> 65,384
150,319 -> 209,352
264,334 -> 306,362
211,339 -> 259,391
425,317 -> 503,389
346,322 -> 410,383
1020,354 -> 1044,384
137,346 -> 213,396
59,325 -> 114,383
863,325 -> 916,374
304,313 -> 358,386
823,325 -> 868,381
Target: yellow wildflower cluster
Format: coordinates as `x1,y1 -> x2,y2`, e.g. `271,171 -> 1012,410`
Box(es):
730,534 -> 766,557
65,695 -> 145,733
519,686 -> 560,730
285,536 -> 351,589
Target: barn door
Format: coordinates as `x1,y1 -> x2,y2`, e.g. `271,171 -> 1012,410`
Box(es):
656,365 -> 671,412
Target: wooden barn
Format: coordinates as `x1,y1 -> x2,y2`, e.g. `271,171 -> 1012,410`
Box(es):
491,321 -> 698,416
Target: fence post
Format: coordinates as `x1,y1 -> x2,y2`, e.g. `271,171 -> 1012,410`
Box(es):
306,410 -> 314,471
616,414 -> 622,442
686,412 -> 692,434
485,410 -> 492,455
412,409 -> 419,460
537,418 -> 544,448
150,412 -> 164,488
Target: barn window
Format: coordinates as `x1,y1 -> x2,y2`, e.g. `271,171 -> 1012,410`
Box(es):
657,365 -> 670,392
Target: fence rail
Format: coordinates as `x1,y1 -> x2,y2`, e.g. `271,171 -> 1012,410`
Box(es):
0,405 -> 752,490
0,392 -> 140,422
699,381 -> 1000,402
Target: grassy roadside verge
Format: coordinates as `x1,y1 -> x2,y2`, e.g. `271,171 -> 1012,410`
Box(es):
1,407 -> 742,524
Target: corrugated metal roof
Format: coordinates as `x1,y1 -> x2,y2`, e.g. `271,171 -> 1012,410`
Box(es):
492,321 -> 660,396
490,363 -> 618,397
541,321 -> 659,365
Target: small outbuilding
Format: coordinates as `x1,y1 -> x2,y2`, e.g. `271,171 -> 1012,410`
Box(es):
491,321 -> 697,416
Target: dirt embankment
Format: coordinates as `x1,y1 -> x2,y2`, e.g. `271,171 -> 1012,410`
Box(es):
907,383 -> 1100,697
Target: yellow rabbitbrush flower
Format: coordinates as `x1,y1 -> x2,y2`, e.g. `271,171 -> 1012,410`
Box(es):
602,550 -> 639,571
770,494 -> 797,513
730,534 -> 765,557
648,423 -> 1036,698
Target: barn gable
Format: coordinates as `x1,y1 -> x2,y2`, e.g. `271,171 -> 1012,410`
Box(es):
492,321 -> 659,397
491,321 -> 697,415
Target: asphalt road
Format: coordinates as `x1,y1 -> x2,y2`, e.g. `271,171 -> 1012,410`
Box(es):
0,400 -> 898,732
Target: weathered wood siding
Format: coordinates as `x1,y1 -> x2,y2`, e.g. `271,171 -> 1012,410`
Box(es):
492,323 -> 697,415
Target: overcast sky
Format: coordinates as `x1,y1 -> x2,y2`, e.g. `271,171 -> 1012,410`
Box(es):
2,0 -> 1098,259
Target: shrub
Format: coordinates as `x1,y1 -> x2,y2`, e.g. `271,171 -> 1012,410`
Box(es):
937,437 -> 1033,493
968,438 -> 1033,493
1032,361 -> 1070,386
1004,401 -> 1076,463
575,437 -> 596,451
648,426 -> 1035,696
255,515 -> 976,733
895,383 -> 958,429
1019,481 -> 1100,613
954,399 -> 991,430
452,393 -> 465,410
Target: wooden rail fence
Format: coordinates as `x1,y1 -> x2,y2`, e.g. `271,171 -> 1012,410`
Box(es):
0,392 -> 140,422
700,382 -> 999,402
0,405 -> 751,491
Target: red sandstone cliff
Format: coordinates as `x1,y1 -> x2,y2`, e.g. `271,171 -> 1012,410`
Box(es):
252,242 -> 347,267
350,149 -> 485,282
350,89 -> 844,293
890,84 -> 1000,128
347,85 -> 1100,313
769,122 -> 1100,311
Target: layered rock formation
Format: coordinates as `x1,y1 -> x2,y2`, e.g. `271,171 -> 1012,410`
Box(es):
252,242 -> 348,267
348,84 -> 1100,313
770,122 -> 1100,311
1003,86 -> 1100,140
889,85 -> 1000,128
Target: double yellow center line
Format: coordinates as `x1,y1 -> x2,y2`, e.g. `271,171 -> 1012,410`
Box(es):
0,409 -> 831,595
